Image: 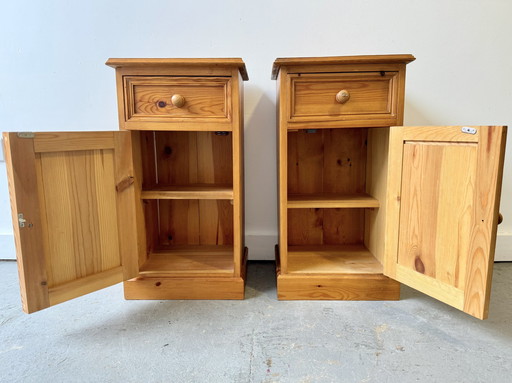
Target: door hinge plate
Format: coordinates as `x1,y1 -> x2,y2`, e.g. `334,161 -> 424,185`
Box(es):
17,132 -> 35,139
461,127 -> 477,135
18,213 -> 26,228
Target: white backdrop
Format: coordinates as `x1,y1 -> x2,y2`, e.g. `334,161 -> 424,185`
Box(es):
0,0 -> 510,260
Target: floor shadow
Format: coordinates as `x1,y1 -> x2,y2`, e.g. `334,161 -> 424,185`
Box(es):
244,261 -> 277,299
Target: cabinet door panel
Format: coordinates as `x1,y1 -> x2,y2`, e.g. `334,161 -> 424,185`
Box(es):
385,126 -> 507,319
3,132 -> 139,313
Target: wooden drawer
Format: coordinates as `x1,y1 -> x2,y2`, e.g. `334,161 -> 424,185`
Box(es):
289,72 -> 398,126
123,76 -> 230,124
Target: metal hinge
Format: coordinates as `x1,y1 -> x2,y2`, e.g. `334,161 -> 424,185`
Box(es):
461,127 -> 477,135
18,213 -> 26,228
17,132 -> 35,139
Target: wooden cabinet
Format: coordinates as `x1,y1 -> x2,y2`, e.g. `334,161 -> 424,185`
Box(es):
273,55 -> 507,319
4,58 -> 248,313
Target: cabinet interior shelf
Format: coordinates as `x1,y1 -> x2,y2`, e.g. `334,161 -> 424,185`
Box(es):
139,245 -> 234,277
287,245 -> 383,275
287,193 -> 379,209
141,184 -> 233,200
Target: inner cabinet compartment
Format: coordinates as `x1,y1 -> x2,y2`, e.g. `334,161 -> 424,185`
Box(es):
286,128 -> 388,275
136,130 -> 235,276
140,130 -> 233,196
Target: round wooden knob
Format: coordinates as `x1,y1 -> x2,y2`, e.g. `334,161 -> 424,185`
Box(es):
498,213 -> 503,225
335,90 -> 350,104
171,94 -> 186,108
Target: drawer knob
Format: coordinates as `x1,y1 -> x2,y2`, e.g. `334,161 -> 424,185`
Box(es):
171,94 -> 186,108
498,213 -> 503,225
335,90 -> 350,104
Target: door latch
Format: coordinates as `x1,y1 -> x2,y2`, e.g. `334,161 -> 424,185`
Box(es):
18,213 -> 26,228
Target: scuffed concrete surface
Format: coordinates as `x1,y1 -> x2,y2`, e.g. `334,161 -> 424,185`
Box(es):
1,261 -> 511,383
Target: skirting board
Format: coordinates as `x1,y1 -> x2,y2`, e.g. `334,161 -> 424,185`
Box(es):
495,233 -> 512,262
245,234 -> 278,260
0,233 -> 510,261
0,234 -> 15,260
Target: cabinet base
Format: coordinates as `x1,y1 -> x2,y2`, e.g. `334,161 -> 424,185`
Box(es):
275,244 -> 400,300
277,273 -> 400,301
124,247 -> 248,300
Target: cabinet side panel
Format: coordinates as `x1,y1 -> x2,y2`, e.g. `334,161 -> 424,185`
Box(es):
383,127 -> 404,278
131,131 -> 151,264
278,69 -> 289,272
231,70 -> 244,277
365,128 -> 389,265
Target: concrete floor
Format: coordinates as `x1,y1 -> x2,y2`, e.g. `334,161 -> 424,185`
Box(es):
1,261 -> 512,383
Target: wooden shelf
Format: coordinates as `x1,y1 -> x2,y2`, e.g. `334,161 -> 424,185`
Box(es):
287,193 -> 379,209
287,245 -> 383,275
141,184 -> 233,200
139,245 -> 234,277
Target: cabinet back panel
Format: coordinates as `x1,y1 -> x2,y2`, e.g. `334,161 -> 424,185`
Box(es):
37,149 -> 121,288
398,142 -> 477,290
288,129 -> 367,194
288,208 -> 364,245
139,131 -> 233,186
158,200 -> 233,246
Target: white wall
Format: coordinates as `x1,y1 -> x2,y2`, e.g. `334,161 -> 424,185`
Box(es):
0,0 -> 511,260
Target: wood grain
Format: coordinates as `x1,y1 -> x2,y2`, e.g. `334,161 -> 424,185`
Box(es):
127,77 -> 229,120
141,185 -> 233,200
157,199 -> 233,246
3,133 -> 50,313
287,245 -> 383,274
123,276 -> 245,300
153,131 -> 233,186
364,128 -> 389,265
277,273 -> 400,300
463,126 -> 507,319
288,208 -> 364,246
271,54 -> 416,79
288,193 -> 379,208
274,55 -> 414,301
106,57 -> 249,81
48,267 -> 124,306
38,149 -> 121,286
290,73 -> 394,121
130,131 -> 152,268
114,132 -> 140,279
287,129 -> 367,195
398,142 -> 477,288
34,132 -> 115,153
140,245 -> 234,277
4,132 -> 138,313
277,68 -> 289,273
230,70 -> 245,277
402,126 -> 479,142
386,126 -> 507,319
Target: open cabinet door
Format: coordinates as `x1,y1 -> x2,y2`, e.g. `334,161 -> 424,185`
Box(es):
385,126 -> 507,319
3,131 -> 139,313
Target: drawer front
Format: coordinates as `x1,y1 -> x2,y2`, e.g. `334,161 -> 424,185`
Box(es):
124,76 -> 230,122
290,72 -> 398,124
